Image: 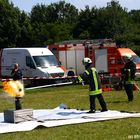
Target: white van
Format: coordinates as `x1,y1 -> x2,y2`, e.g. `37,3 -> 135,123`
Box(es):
0,48 -> 65,81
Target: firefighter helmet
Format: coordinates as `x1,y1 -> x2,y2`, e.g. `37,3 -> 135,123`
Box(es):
125,55 -> 132,60
82,57 -> 92,66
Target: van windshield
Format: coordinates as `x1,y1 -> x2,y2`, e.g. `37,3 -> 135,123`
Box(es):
123,55 -> 140,64
33,55 -> 58,67
131,55 -> 140,64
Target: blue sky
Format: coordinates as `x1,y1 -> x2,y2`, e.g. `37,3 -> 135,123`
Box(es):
10,0 -> 140,13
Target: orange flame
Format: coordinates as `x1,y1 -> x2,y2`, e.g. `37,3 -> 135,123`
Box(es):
3,80 -> 24,97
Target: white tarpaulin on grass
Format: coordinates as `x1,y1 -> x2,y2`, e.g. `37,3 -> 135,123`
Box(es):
0,105 -> 140,134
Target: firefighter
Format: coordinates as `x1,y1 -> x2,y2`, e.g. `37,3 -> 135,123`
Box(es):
11,63 -> 23,110
78,57 -> 108,113
121,55 -> 136,102
11,63 -> 23,81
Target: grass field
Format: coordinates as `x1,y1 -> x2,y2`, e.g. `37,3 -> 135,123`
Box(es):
0,83 -> 140,140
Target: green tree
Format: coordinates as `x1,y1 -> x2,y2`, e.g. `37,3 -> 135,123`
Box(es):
0,0 -> 139,48
73,0 -> 134,44
30,1 -> 78,24
128,10 -> 140,47
93,0 -> 130,42
30,1 -> 78,45
0,0 -> 21,48
73,6 -> 92,39
30,4 -> 49,23
16,11 -> 33,47
54,1 -> 78,23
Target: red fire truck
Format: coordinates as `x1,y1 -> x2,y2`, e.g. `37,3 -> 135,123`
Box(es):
48,39 -> 140,89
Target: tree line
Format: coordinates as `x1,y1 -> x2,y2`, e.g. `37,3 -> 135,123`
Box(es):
0,0 -> 140,51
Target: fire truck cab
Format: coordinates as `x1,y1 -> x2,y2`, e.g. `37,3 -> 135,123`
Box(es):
48,39 -> 140,87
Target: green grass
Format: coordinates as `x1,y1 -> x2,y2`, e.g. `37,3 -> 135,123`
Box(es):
0,84 -> 140,140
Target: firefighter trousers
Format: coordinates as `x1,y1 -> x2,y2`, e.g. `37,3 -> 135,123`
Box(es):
15,97 -> 22,110
124,84 -> 133,101
89,94 -> 107,111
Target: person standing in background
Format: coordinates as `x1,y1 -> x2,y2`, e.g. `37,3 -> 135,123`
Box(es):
11,63 -> 23,110
11,63 -> 23,81
121,56 -> 136,102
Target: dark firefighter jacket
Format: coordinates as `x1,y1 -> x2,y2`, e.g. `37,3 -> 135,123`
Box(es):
78,67 -> 102,96
122,69 -> 134,84
121,60 -> 136,85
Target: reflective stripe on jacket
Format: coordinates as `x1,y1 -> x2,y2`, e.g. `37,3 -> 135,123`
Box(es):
79,67 -> 102,95
124,69 -> 134,84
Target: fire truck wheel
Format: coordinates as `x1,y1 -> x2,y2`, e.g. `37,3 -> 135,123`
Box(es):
68,71 -> 75,76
